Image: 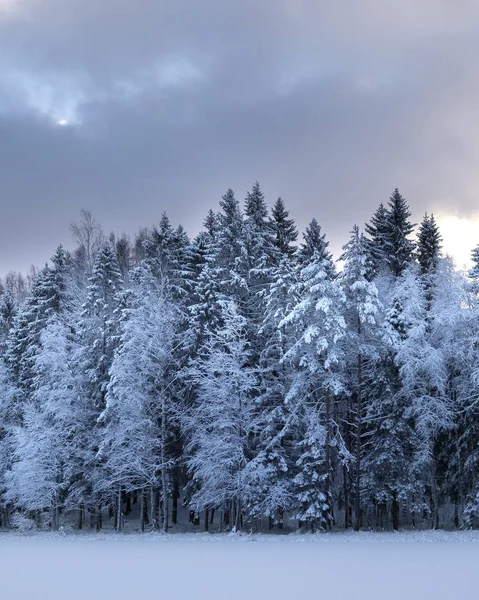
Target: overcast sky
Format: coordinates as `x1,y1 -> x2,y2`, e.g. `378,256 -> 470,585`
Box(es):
1,0 -> 479,275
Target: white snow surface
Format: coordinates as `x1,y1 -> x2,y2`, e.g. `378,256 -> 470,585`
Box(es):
1,530 -> 477,599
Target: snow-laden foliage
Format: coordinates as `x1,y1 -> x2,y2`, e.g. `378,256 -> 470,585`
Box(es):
98,271 -> 181,531
186,301 -> 258,528
1,186 -> 479,533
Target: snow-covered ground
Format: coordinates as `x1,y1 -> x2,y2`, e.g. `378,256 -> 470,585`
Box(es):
1,530 -> 478,599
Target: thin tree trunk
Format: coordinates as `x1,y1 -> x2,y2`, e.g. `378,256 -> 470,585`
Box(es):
117,485 -> 123,532
172,476 -> 179,525
51,497 -> 58,532
431,456 -> 439,530
140,490 -> 145,532
161,390 -> 169,533
392,494 -> 399,531
150,488 -> 159,530
162,496 -> 169,533
343,465 -> 350,529
354,348 -> 362,532
204,509 -> 209,532
325,388 -> 333,529
96,503 -> 102,532
125,493 -> 132,515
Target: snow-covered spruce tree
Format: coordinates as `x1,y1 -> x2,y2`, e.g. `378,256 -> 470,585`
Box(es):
186,301 -> 258,531
338,226 -> 382,530
291,406 -> 330,532
269,197 -> 298,257
5,317 -> 89,530
364,203 -> 390,277
384,188 -> 416,277
281,250 -> 346,530
214,188 -> 250,324
77,242 -> 124,528
80,242 -> 124,411
394,265 -> 453,529
442,255 -> 479,527
297,218 -> 334,276
144,213 -> 193,303
0,291 -> 17,351
365,190 -> 416,279
362,275 -> 421,531
243,256 -> 299,528
186,212 -> 224,353
417,213 -> 442,277
0,357 -> 17,528
98,268 -> 181,532
242,181 -> 279,324
468,243 -> 479,299
6,246 -> 74,395
217,189 -> 245,269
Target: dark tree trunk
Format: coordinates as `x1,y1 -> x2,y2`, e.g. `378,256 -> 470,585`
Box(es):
392,495 -> 399,531
204,510 -> 209,532
172,478 -> 179,525
354,332 -> 363,532
325,388 -> 334,529
343,465 -> 350,529
151,488 -> 160,530
78,504 -> 84,530
95,504 -> 102,532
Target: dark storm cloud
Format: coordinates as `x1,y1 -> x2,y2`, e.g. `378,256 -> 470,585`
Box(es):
1,0 -> 479,273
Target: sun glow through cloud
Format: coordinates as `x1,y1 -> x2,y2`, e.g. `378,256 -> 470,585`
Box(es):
436,213 -> 479,270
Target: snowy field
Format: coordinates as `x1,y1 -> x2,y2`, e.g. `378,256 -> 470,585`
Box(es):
1,531 -> 478,600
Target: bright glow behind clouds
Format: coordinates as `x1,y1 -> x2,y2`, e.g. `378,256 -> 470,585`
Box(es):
2,1 -> 479,274
436,214 -> 479,270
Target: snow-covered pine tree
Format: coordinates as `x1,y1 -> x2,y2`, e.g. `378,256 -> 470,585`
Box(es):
6,246 -> 74,394
384,189 -> 416,277
0,291 -> 16,351
77,242 -> 124,528
80,242 -> 124,411
270,197 -> 298,257
394,265 -> 453,528
186,301 -> 258,531
0,356 -> 17,528
5,317 -> 89,530
244,257 -> 299,527
469,243 -> 479,298
417,213 -> 442,277
99,268 -> 181,531
365,203 -> 390,276
297,218 -> 334,276
362,276 -> 420,531
339,225 -> 382,530
281,250 -> 346,529
441,255 -> 479,527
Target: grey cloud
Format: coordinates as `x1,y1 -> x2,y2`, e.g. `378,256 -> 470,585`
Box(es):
1,0 -> 479,274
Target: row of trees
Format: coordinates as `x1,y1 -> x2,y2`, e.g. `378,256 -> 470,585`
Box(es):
0,186 -> 478,533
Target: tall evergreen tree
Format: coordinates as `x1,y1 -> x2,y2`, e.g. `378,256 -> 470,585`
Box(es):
417,213 -> 442,276
99,270 -> 181,531
384,188 -> 416,277
365,203 -> 390,275
339,226 -> 382,530
282,251 -> 346,528
297,219 -> 334,276
270,197 -> 298,257
186,302 -> 258,530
